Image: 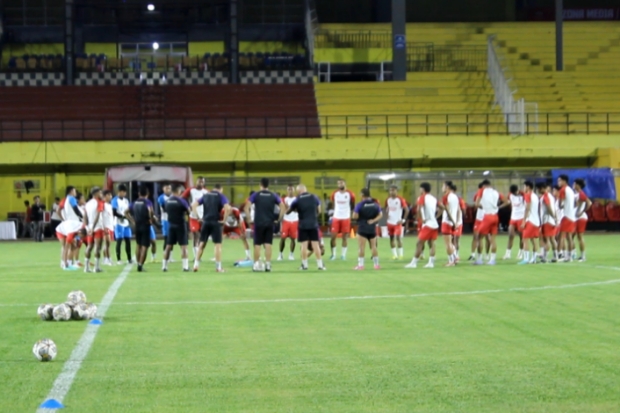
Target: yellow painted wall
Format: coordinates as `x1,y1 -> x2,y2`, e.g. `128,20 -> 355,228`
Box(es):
188,42 -> 225,56
0,175 -> 55,218
84,43 -> 117,58
314,48 -> 392,63
0,135 -> 613,166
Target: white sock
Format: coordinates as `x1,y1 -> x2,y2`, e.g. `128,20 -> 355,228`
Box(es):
531,253 -> 538,263
505,249 -> 511,256
490,253 -> 496,261
245,250 -> 251,258
182,258 -> 189,269
216,261 -> 221,270
372,256 -> 379,266
162,259 -> 167,270
193,247 -> 198,258
85,258 -> 90,268
358,257 -> 364,266
342,247 -> 348,257
317,259 -> 323,268
429,256 -> 435,264
518,249 -> 523,256
302,259 -> 308,268
151,253 -> 156,260
398,247 -> 403,257
265,261 -> 271,268
391,248 -> 397,256
193,259 -> 199,268
330,247 -> 335,257
413,257 -> 419,264
523,251 -> 530,261
278,253 -> 283,258
95,258 -> 100,270
581,251 -> 586,259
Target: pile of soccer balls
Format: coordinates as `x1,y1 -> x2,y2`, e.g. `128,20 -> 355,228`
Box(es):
33,291 -> 98,362
37,290 -> 98,322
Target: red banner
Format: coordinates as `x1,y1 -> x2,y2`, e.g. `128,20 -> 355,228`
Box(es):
528,7 -> 620,21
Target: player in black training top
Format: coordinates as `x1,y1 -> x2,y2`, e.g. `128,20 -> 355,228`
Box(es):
287,184 -> 326,271
351,188 -> 383,270
125,185 -> 155,272
162,184 -> 191,272
192,183 -> 230,273
245,177 -> 285,272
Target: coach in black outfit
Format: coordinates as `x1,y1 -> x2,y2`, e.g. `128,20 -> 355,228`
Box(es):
126,186 -> 154,272
287,184 -> 326,271
163,184 -> 191,272
245,178 -> 285,272
192,184 -> 230,272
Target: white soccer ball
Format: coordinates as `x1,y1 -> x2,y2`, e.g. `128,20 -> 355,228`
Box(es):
226,215 -> 238,227
37,304 -> 54,321
52,303 -> 72,321
72,302 -> 89,320
67,290 -> 87,305
85,302 -> 98,319
32,339 -> 57,362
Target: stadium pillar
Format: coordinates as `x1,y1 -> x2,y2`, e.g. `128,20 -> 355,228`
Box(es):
228,0 -> 240,84
555,0 -> 563,71
391,0 -> 406,81
64,0 -> 75,85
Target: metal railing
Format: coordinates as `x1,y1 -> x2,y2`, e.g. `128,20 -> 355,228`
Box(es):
315,30 -> 392,48
487,35 -> 538,135
407,44 -> 487,72
0,118 -> 321,142
1,53 -> 309,73
1,113 -> 619,142
321,113 -> 620,137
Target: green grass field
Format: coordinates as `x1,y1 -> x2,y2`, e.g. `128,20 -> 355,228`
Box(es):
1,234 -> 620,413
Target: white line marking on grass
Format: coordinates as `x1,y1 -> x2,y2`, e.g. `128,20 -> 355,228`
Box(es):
35,264 -> 132,413
113,277 -> 620,307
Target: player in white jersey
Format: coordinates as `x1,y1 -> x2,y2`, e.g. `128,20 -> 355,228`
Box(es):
406,182 -> 438,269
572,179 -> 592,261
83,187 -> 105,273
538,183 -> 558,263
56,186 -> 83,270
438,181 -> 460,266
111,184 -> 132,265
518,181 -> 540,264
384,185 -> 409,260
329,179 -> 356,260
101,190 -> 115,266
557,174 -> 576,261
182,176 -> 208,259
469,182 -> 491,261
279,185 -> 299,261
474,180 -> 507,265
503,185 -> 526,260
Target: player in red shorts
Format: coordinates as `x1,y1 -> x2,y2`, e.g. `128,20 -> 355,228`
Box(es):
384,185 -> 409,260
329,180 -> 355,260
518,181 -> 540,264
469,182 -> 488,261
406,182 -> 438,269
453,187 -> 467,259
181,176 -> 208,260
83,187 -> 105,273
279,185 -> 299,261
572,179 -> 592,262
557,174 -> 577,262
474,180 -> 506,265
503,184 -> 525,260
223,207 -> 251,260
438,181 -> 460,266
537,183 -> 558,263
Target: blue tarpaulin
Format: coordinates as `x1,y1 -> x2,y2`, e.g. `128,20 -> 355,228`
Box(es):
551,168 -> 617,200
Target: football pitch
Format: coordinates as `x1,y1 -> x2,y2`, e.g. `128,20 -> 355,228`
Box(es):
1,235 -> 620,413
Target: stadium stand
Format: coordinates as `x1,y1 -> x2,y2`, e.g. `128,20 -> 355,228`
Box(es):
0,85 -> 320,140
315,73 -> 506,136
